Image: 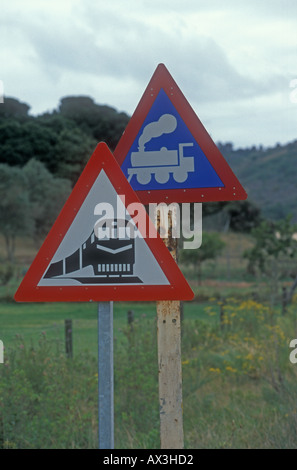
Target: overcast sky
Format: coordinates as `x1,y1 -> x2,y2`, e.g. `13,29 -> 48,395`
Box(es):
1,0 -> 297,148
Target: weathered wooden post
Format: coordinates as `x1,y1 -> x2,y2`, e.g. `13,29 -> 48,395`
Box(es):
282,286 -> 287,315
65,319 -> 73,359
156,205 -> 184,449
127,309 -> 134,329
220,299 -> 225,331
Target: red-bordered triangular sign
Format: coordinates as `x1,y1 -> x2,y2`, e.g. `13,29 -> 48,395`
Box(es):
114,63 -> 247,204
14,143 -> 194,302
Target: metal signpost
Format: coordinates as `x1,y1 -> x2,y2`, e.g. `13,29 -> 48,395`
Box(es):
98,301 -> 114,449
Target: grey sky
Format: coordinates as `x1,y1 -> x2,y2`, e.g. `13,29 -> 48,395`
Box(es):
1,0 -> 296,147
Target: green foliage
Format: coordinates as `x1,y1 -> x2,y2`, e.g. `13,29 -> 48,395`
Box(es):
202,200 -> 262,234
180,232 -> 225,282
58,96 -> 129,149
34,113 -> 97,182
114,319 -> 160,448
1,299 -> 297,448
0,97 -> 30,120
0,264 -> 18,285
0,161 -> 71,259
223,200 -> 262,232
244,216 -> 297,275
0,165 -> 34,261
221,139 -> 297,223
181,298 -> 297,448
22,159 -> 71,243
0,96 -> 128,184
0,334 -> 98,449
54,127 -> 97,183
243,216 -> 297,307
0,115 -> 95,181
0,94 -> 130,259
0,119 -> 58,167
203,201 -> 228,217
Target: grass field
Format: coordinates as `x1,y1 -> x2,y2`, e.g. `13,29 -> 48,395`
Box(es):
1,234 -> 297,449
0,300 -> 210,354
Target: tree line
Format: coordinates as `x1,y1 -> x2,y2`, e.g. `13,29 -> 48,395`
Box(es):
0,96 -> 130,261
0,96 -> 129,182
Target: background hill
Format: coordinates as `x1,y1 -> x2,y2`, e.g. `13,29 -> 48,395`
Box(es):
218,141 -> 297,222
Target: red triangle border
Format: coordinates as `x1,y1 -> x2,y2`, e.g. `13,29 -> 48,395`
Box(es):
114,63 -> 247,204
14,143 -> 194,302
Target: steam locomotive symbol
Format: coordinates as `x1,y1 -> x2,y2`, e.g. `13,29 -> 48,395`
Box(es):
127,114 -> 195,185
44,219 -> 142,284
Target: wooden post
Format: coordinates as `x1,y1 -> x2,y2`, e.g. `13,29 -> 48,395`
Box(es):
65,319 -> 73,359
220,300 -> 225,331
156,205 -> 184,449
127,309 -> 134,329
282,286 -> 287,315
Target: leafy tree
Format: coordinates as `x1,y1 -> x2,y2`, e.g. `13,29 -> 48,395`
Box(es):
35,112 -> 80,134
244,216 -> 297,273
203,201 -> 228,217
58,96 -> 97,126
0,119 -> 58,168
0,164 -> 34,261
243,216 -> 297,305
22,159 -> 72,245
54,127 -> 97,183
202,200 -> 261,233
0,161 -> 72,260
58,96 -> 129,149
0,97 -> 30,120
0,111 -> 96,183
222,200 -> 262,233
180,232 -> 225,284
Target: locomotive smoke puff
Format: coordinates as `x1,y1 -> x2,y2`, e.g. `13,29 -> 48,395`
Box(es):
138,114 -> 177,151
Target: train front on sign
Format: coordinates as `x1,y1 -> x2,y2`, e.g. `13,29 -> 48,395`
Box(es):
44,219 -> 138,284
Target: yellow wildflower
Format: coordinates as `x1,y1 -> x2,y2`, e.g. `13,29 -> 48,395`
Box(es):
225,366 -> 237,373
209,367 -> 221,373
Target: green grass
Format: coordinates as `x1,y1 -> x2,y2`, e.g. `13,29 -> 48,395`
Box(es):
1,296 -> 297,448
0,300 -> 209,356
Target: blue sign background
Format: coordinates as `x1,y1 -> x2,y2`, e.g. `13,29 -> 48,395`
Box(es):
121,88 -> 224,190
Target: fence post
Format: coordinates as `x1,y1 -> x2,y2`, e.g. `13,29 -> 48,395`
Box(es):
127,309 -> 134,329
220,300 -> 225,331
282,286 -> 287,315
65,319 -> 73,359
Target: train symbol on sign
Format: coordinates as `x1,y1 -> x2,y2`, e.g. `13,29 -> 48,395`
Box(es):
127,114 -> 195,185
44,219 -> 142,284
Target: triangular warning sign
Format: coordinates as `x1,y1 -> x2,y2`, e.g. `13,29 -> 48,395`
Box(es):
114,63 -> 247,204
14,143 -> 194,302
